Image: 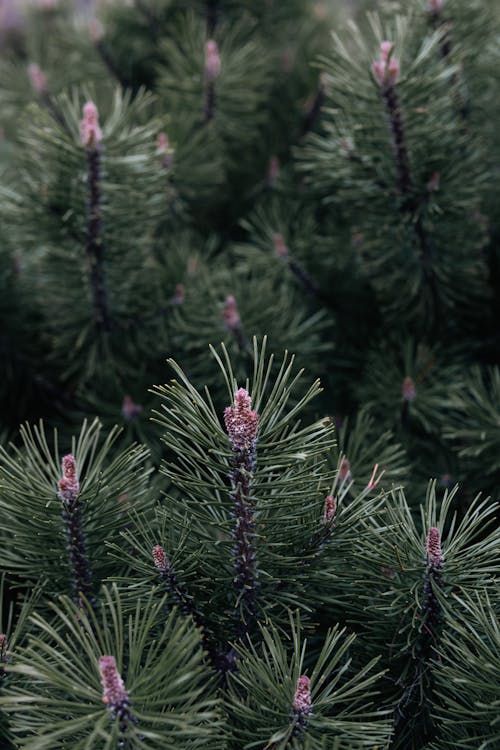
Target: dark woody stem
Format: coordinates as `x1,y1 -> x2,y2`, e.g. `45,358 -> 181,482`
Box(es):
232,326 -> 253,357
381,83 -> 440,329
204,81 -> 216,123
85,146 -> 112,332
157,566 -> 223,671
230,443 -> 258,642
301,85 -> 325,137
206,0 -> 218,36
394,560 -> 444,739
420,561 -> 444,657
61,496 -> 94,606
95,40 -> 131,89
382,84 -> 412,197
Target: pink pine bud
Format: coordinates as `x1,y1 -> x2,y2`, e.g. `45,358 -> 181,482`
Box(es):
28,63 -> 47,94
98,655 -> 128,709
171,283 -> 185,305
428,0 -> 444,12
366,463 -> 385,491
322,494 -> 336,524
152,545 -> 169,573
58,454 -> 80,503
293,675 -> 312,715
222,295 -> 241,331
274,233 -> 289,259
339,457 -> 351,482
205,39 -> 221,81
0,634 -> 7,653
121,395 -> 142,421
427,172 -> 440,192
402,376 -> 416,402
224,388 -> 259,451
372,41 -> 400,88
88,17 -> 104,42
426,527 -> 443,567
157,132 -> 169,153
80,101 -> 102,148
267,155 -> 280,186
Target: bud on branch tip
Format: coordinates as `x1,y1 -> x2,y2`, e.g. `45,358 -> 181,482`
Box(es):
99,656 -> 128,709
372,40 -> 400,87
80,101 -> 102,147
293,675 -> 312,715
58,454 -> 80,503
224,388 -> 259,451
426,527 -> 443,567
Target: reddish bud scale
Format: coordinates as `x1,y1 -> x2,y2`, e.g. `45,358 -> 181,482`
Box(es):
28,63 -> 47,94
224,388 -> 259,452
171,283 -> 185,305
99,656 -> 128,709
205,39 -> 221,81
121,395 -> 142,421
293,675 -> 312,715
152,545 -> 169,574
274,233 -> 289,259
402,376 -> 416,402
98,655 -> 137,737
426,527 -> 443,568
373,41 -> 400,88
322,495 -> 336,524
267,155 -> 279,186
58,454 -> 80,503
429,0 -> 444,12
80,101 -> 102,148
339,457 -> 351,483
222,295 -> 241,332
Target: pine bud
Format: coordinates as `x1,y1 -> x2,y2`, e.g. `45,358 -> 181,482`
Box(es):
372,41 -> 400,88
322,494 -> 336,524
80,101 -> 102,148
366,463 -> 385,490
171,283 -> 185,305
222,295 -> 241,331
293,675 -> 312,715
339,457 -> 351,483
121,395 -> 142,421
274,233 -> 289,259
267,155 -> 280,186
156,131 -> 173,167
157,132 -> 169,154
402,376 -> 416,401
428,0 -> 444,12
0,633 -> 7,658
426,527 -> 443,567
99,656 -> 128,710
152,545 -> 170,574
205,39 -> 221,81
58,454 -> 80,503
224,388 -> 259,451
88,17 -> 104,42
427,171 -> 440,192
27,63 -> 47,94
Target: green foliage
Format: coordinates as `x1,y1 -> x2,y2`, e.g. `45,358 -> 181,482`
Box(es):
433,592 -> 500,749
226,615 -> 392,749
0,586 -> 224,749
0,418 -> 152,603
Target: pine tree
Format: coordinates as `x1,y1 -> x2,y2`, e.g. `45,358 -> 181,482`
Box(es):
0,0 -> 499,748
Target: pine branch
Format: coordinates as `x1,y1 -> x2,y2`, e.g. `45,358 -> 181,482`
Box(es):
85,143 -> 112,332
